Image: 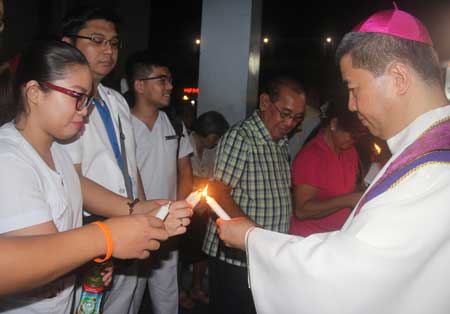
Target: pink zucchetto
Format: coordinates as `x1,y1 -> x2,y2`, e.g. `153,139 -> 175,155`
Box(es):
352,2 -> 433,46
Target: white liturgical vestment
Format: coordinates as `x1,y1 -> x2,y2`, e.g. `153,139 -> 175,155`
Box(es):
247,105 -> 450,314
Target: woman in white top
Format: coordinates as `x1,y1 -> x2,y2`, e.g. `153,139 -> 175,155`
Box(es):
0,40 -> 109,313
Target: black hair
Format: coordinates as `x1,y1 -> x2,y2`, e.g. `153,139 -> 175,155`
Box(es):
192,111 -> 229,138
321,96 -> 363,134
0,65 -> 14,125
336,32 -> 442,85
125,51 -> 167,91
260,76 -> 305,102
124,50 -> 169,107
60,6 -> 121,40
2,40 -> 89,123
303,95 -> 364,145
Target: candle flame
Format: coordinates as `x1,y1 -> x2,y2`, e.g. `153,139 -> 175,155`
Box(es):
202,185 -> 208,198
373,143 -> 382,155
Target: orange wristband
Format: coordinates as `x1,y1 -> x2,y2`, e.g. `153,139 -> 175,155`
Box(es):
92,221 -> 113,263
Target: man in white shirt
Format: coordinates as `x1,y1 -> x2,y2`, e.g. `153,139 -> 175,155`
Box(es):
216,6 -> 450,314
59,7 -> 191,314
126,51 -> 194,314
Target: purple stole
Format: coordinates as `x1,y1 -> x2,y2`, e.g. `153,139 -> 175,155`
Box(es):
354,116 -> 450,215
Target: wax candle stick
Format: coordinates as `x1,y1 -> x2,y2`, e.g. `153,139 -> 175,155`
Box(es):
205,195 -> 231,220
155,202 -> 171,220
186,190 -> 201,208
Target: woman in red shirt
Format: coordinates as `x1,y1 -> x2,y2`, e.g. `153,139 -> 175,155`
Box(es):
289,100 -> 365,236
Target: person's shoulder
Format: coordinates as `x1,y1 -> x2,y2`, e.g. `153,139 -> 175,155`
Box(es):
99,84 -> 123,98
0,123 -> 25,154
293,136 -> 325,165
158,110 -> 170,122
300,135 -> 324,155
221,122 -> 246,144
99,84 -> 130,111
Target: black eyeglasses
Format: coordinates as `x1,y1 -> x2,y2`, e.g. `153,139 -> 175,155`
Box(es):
271,103 -> 304,122
138,75 -> 173,85
39,82 -> 93,111
69,34 -> 122,49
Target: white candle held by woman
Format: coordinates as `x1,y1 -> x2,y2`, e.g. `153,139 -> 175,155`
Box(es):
186,190 -> 202,208
155,202 -> 171,220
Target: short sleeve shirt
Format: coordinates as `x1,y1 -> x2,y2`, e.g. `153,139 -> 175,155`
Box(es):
0,122 -> 82,314
289,132 -> 359,236
132,111 -> 193,200
203,112 -> 292,267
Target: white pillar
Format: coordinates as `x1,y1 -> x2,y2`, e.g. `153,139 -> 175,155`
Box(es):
197,0 -> 262,125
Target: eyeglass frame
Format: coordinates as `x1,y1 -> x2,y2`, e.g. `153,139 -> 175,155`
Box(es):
138,75 -> 173,85
39,81 -> 93,111
67,34 -> 123,49
271,102 -> 304,122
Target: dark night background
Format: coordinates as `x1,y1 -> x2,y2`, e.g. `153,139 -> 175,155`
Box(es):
147,0 -> 450,106
3,0 -> 450,109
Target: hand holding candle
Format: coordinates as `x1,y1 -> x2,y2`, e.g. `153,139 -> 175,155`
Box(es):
155,201 -> 171,220
156,188 -> 202,221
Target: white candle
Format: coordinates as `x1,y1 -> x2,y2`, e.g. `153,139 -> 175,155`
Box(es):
205,195 -> 231,220
155,202 -> 171,220
186,190 -> 201,208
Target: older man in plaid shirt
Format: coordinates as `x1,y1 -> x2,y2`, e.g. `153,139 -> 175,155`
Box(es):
203,77 -> 306,314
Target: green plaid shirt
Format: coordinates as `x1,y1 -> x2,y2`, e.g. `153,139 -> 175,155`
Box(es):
202,111 -> 292,267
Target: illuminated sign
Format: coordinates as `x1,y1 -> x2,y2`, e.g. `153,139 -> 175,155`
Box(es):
183,88 -> 199,94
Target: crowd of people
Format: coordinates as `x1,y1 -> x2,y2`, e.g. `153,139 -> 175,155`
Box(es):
1,2 -> 450,314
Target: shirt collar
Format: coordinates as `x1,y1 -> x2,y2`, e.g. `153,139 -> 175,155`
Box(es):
387,105 -> 450,155
251,111 -> 288,146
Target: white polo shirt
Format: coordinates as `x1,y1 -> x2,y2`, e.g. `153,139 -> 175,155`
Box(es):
131,111 -> 193,200
0,122 -> 82,314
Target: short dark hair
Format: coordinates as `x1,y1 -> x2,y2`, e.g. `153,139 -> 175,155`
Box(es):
261,77 -> 305,103
322,96 -> 363,134
60,6 -> 121,40
193,111 -> 229,138
2,40 -> 88,123
125,50 -> 168,93
336,32 -> 442,85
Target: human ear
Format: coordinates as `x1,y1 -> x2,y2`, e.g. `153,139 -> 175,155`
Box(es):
62,36 -> 74,45
259,93 -> 270,112
387,62 -> 411,96
134,80 -> 145,94
330,118 -> 338,131
24,80 -> 42,107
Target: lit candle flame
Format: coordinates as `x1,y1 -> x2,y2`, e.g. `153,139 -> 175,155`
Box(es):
202,185 -> 208,198
373,143 -> 382,155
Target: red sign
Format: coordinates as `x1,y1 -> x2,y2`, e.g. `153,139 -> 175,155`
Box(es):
183,88 -> 199,94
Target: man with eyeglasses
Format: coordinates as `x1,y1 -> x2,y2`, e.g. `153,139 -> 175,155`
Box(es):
202,77 -> 305,314
57,7 -> 192,314
125,51 -> 194,314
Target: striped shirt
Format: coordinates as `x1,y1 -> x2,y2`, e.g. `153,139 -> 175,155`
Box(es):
202,111 -> 292,267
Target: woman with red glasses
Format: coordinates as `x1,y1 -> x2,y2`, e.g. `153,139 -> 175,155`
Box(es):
0,41 -> 174,313
0,40 -> 92,313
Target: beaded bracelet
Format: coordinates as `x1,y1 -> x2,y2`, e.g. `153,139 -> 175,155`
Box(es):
127,198 -> 140,215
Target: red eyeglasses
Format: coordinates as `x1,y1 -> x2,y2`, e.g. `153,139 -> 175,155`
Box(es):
39,81 -> 93,111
